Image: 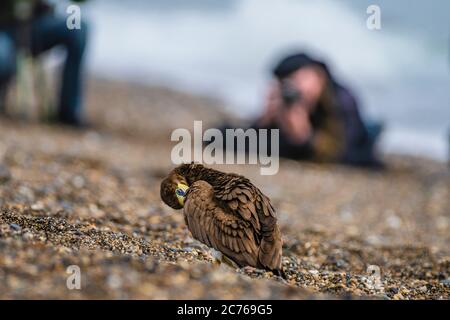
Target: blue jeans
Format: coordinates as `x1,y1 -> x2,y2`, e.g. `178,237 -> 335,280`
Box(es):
0,14 -> 88,122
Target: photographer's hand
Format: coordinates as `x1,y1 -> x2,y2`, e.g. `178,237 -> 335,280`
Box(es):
282,104 -> 312,144
258,81 -> 283,127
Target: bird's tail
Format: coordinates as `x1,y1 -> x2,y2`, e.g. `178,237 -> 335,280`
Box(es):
257,222 -> 283,272
273,268 -> 287,280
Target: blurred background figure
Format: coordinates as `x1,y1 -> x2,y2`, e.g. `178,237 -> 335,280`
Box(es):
251,52 -> 383,167
0,0 -> 88,127
83,0 -> 449,163
1,0 -> 447,162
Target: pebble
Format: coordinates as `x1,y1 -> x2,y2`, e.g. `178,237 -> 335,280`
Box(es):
441,279 -> 450,287
31,203 -> 44,211
418,286 -> 428,293
392,293 -> 405,300
72,175 -> 85,189
9,223 -> 21,231
22,232 -> 34,241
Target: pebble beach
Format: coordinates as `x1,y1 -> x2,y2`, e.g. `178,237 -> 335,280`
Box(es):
0,78 -> 449,299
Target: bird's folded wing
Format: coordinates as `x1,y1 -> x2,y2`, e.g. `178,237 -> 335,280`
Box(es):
213,176 -> 282,270
213,175 -> 276,232
184,181 -> 259,265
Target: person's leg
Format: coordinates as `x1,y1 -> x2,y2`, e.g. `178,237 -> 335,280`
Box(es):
365,120 -> 383,143
342,120 -> 385,168
31,14 -> 88,124
0,32 -> 17,113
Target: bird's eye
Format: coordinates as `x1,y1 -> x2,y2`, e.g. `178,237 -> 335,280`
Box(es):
175,189 -> 186,197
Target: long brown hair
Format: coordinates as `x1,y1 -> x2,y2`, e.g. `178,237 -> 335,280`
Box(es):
309,65 -> 345,161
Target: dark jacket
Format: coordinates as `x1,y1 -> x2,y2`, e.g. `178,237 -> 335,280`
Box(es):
333,83 -> 375,164
0,1 -> 52,28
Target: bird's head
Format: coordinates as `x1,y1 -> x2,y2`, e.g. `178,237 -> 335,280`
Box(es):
160,172 -> 189,209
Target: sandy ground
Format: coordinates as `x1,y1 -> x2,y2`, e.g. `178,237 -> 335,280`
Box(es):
0,78 -> 449,299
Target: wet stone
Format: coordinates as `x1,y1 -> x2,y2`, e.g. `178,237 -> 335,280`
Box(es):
9,223 -> 21,231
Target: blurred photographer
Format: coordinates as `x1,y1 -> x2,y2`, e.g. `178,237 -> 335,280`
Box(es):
255,52 -> 383,167
0,0 -> 88,127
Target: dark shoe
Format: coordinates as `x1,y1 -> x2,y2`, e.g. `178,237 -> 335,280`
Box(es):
57,116 -> 92,130
365,120 -> 384,143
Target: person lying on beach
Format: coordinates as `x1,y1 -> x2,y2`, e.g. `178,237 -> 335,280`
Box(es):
0,0 -> 88,127
219,52 -> 383,167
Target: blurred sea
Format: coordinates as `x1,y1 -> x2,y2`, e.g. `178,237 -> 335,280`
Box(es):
80,0 -> 449,160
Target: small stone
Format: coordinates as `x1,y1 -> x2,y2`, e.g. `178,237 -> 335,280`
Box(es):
31,202 -> 44,211
418,286 -> 427,293
9,223 -> 21,231
22,232 -> 34,241
244,266 -> 256,273
386,213 -> 402,229
336,259 -> 346,268
392,293 -> 404,300
440,279 -> 450,287
72,175 -> 85,189
388,287 -> 399,294
400,288 -> 410,295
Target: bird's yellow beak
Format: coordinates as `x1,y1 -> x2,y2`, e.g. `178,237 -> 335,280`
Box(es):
175,183 -> 189,207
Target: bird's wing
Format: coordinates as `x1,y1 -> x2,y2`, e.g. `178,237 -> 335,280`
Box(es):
184,180 -> 260,267
213,174 -> 276,231
213,174 -> 282,270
